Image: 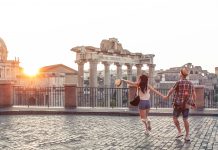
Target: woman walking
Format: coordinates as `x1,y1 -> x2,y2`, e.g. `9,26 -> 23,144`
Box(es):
122,74 -> 164,134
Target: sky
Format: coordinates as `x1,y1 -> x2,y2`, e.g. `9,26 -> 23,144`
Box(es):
0,0 -> 218,75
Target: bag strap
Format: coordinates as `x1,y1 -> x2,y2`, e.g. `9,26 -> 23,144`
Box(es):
137,87 -> 139,96
134,88 -> 139,97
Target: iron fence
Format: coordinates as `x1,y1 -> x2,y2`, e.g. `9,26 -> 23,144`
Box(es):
150,89 -> 172,108
204,88 -> 218,108
12,86 -> 218,109
76,87 -> 172,108
76,87 -> 218,108
77,87 -> 129,107
13,86 -> 65,107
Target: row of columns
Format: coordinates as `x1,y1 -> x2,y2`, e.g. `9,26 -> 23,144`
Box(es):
77,60 -> 156,87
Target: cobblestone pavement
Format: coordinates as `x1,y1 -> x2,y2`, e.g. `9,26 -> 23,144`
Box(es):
0,115 -> 217,150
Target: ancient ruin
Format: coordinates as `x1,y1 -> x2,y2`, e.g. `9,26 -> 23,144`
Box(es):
71,38 -> 155,87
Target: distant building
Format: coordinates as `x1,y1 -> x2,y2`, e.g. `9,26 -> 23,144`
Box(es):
39,64 -> 78,86
215,67 -> 218,76
156,63 -> 217,89
0,37 -> 21,83
17,64 -> 78,87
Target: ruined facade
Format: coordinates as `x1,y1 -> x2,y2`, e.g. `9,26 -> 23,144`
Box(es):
156,63 -> 217,89
71,38 -> 155,87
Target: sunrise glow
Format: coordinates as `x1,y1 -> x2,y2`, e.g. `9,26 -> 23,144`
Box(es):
23,68 -> 39,77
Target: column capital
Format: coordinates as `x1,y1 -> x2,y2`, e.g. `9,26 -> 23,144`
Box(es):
114,62 -> 123,67
135,64 -> 143,68
147,64 -> 156,68
125,63 -> 133,68
75,60 -> 86,65
89,59 -> 99,65
102,61 -> 111,66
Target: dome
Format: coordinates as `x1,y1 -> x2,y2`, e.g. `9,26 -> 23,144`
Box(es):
0,37 -> 8,61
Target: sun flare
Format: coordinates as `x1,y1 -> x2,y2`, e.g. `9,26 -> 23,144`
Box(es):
23,68 -> 39,76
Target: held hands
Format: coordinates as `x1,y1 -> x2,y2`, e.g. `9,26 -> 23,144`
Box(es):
163,95 -> 169,100
121,79 -> 126,83
159,94 -> 168,101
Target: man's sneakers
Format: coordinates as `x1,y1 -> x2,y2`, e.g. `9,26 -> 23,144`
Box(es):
185,135 -> 190,141
176,133 -> 190,142
175,133 -> 183,138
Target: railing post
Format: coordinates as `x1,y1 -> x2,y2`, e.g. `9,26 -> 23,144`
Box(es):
64,84 -> 77,108
0,81 -> 13,107
195,85 -> 205,110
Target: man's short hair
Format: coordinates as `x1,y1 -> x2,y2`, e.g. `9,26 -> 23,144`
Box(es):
180,67 -> 189,77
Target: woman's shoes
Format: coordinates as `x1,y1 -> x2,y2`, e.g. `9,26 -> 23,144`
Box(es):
147,120 -> 151,131
144,130 -> 150,135
141,119 -> 152,131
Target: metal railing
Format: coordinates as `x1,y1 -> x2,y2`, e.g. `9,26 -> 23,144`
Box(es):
13,86 -> 65,107
204,89 -> 218,108
76,87 -> 218,108
77,87 -> 129,107
12,86 -> 218,108
150,89 -> 172,108
76,87 -> 172,108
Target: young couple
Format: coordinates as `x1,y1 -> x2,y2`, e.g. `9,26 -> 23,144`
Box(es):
121,67 -> 196,141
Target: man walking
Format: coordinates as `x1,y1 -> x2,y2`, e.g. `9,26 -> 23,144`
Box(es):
164,67 -> 196,141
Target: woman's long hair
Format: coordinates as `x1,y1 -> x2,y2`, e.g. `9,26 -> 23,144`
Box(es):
139,75 -> 148,93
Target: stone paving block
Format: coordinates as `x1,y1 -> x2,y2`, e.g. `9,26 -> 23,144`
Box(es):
0,115 -> 217,149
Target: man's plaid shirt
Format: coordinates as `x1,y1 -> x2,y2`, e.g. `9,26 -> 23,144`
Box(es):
172,79 -> 194,105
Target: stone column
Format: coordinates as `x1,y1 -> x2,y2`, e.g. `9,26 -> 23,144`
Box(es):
102,61 -> 111,107
115,63 -> 122,79
89,59 -> 98,87
115,63 -> 123,107
64,84 -> 77,108
135,64 -> 143,79
89,59 -> 98,107
148,64 -> 156,86
126,64 -> 133,81
0,82 -> 13,107
77,61 -> 85,87
102,61 -> 111,88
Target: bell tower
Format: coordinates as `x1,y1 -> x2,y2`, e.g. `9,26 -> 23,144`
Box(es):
0,37 -> 8,62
